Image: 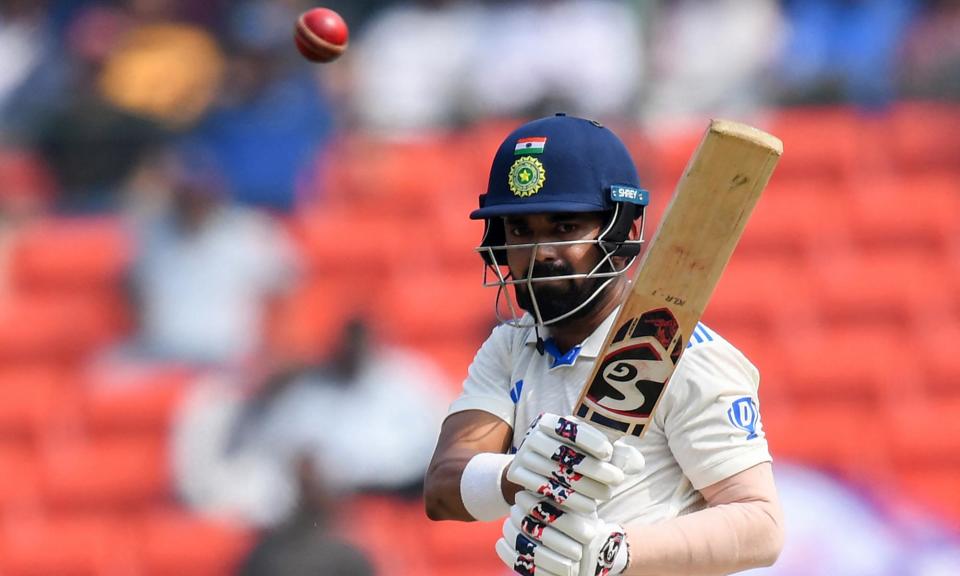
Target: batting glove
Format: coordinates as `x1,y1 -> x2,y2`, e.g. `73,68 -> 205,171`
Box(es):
507,413 -> 643,514
496,491 -> 630,576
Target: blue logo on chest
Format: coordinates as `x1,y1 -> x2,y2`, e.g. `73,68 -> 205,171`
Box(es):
510,380 -> 524,404
727,397 -> 759,440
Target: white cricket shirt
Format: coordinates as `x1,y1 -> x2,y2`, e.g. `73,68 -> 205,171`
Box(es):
448,310 -> 772,525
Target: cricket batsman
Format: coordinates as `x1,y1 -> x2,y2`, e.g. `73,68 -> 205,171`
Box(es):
424,114 -> 783,575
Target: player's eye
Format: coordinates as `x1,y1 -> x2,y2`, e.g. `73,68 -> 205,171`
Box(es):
556,222 -> 578,235
506,222 -> 531,238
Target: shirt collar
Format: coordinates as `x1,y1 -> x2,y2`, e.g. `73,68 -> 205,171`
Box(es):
524,307 -> 620,364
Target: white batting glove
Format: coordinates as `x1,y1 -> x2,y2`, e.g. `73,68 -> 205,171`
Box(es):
496,491 -> 630,576
507,414 -> 643,514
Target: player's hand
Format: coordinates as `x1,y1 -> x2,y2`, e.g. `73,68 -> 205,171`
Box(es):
507,413 -> 643,514
495,491 -> 630,576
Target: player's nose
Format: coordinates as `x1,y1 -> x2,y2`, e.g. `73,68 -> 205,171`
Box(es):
531,239 -> 560,262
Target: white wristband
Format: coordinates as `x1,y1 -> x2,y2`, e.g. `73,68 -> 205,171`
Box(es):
460,452 -> 514,522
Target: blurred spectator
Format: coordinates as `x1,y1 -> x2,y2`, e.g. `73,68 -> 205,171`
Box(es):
32,3 -> 169,212
96,0 -> 226,130
775,0 -> 919,107
238,456 -> 376,576
192,0 -> 335,211
741,462 -> 960,576
351,0 -> 643,134
640,0 -> 783,129
468,0 -> 643,121
119,141 -> 299,367
349,0 -> 480,134
171,316 -> 451,526
900,0 -> 960,100
0,0 -> 65,141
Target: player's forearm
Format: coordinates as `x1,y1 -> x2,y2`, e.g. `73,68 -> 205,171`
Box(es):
424,452 -> 522,521
623,496 -> 783,576
424,454 -> 475,521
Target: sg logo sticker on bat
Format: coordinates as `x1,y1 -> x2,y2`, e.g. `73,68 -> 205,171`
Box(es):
576,308 -> 684,436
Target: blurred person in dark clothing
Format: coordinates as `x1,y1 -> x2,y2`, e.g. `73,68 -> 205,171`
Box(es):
238,455 -> 375,576
775,0 -> 919,107
900,0 -> 960,99
192,0 -> 335,211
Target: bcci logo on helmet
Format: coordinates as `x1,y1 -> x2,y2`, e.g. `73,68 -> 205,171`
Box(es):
508,156 -> 546,198
727,397 -> 759,440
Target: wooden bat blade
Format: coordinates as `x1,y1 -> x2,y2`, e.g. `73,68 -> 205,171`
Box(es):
574,119 -> 783,437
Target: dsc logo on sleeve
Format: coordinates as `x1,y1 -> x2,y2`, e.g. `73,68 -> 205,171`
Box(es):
727,397 -> 760,440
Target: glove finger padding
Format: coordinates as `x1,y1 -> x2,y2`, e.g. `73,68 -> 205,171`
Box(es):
526,430 -> 626,486
510,505 -> 583,560
515,491 -> 598,545
507,465 -> 598,515
501,518 -> 577,576
537,414 -> 613,461
514,450 -> 614,501
495,538 -> 566,576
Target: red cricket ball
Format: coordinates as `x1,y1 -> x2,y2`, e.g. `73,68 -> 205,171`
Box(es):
294,7 -> 349,63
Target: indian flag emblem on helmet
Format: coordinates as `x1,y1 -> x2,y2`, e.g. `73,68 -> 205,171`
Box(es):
509,156 -> 546,198
515,137 -> 547,155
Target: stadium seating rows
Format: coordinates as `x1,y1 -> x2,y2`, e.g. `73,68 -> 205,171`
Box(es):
0,103 -> 957,573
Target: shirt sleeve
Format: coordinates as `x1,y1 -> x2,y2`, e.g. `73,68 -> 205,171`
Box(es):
446,323 -> 517,428
658,338 -> 772,491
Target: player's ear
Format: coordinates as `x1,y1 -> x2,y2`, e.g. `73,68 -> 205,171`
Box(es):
627,218 -> 641,241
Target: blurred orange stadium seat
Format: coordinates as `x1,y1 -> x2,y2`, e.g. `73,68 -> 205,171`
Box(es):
0,511 -> 138,576
375,268 -> 494,346
705,253 -> 815,332
80,365 -> 195,434
416,339 -> 480,388
433,208 -> 486,268
765,106 -> 862,180
136,508 -> 254,576
0,366 -> 71,438
420,516 -> 504,576
845,171 -> 960,250
647,127 -> 704,188
0,292 -> 128,361
311,132 -> 471,217
739,177 -> 851,256
896,465 -> 960,531
7,217 -> 131,291
780,324 -> 921,402
762,401 -> 890,480
40,434 -> 170,509
288,206 -> 435,275
888,102 -> 960,173
887,397 -> 960,464
916,320 -> 960,395
811,248 -> 951,325
0,442 -> 41,511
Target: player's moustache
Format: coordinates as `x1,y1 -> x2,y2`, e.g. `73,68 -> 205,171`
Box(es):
516,261 -> 588,320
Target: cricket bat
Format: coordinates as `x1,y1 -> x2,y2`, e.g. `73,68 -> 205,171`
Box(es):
574,119 -> 783,438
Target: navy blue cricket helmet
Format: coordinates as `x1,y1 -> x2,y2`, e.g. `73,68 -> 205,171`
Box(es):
472,113 -> 650,326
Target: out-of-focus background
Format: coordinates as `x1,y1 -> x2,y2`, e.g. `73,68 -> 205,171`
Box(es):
0,0 -> 958,574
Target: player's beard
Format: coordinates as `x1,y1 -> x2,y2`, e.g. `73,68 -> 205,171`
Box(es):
514,259 -> 609,325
